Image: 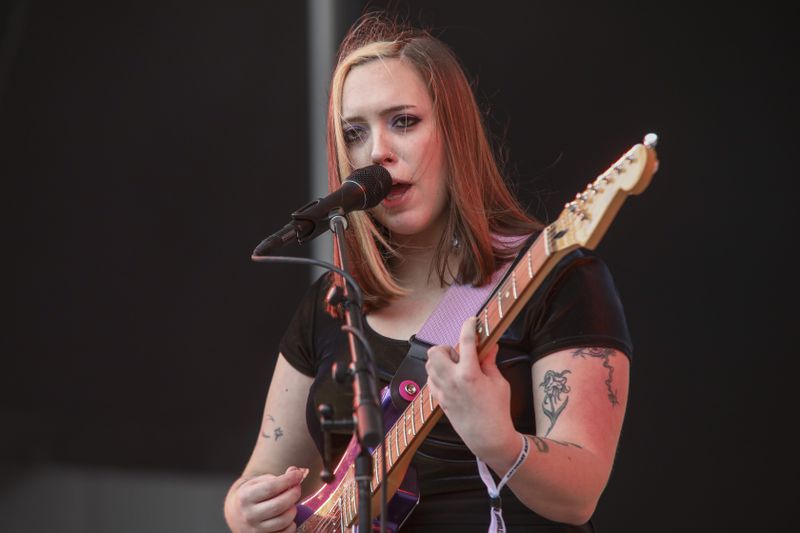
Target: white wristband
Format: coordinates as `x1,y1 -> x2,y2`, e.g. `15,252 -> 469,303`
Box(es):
476,433 -> 530,533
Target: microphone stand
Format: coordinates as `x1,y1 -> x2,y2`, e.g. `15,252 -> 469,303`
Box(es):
251,208 -> 386,532
328,208 -> 383,533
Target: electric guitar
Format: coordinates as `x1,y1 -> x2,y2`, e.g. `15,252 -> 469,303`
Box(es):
294,134 -> 660,532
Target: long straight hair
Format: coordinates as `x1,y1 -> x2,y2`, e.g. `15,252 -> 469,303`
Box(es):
327,14 -> 541,311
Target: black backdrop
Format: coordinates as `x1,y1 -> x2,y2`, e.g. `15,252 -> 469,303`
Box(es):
2,1 -> 795,531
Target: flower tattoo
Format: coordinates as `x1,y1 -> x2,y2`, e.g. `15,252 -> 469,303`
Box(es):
539,369 -> 571,436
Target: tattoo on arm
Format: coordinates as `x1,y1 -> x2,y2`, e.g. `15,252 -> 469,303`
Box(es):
261,414 -> 285,441
531,436 -> 549,453
539,369 -> 571,436
571,347 -> 619,406
529,436 -> 583,454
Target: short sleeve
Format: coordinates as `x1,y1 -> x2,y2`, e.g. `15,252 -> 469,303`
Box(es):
278,277 -> 326,377
528,250 -> 633,362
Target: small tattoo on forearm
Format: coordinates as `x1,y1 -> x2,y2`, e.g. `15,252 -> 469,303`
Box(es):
261,427 -> 285,440
261,414 -> 284,441
539,369 -> 571,436
572,347 -> 619,406
531,436 -> 549,453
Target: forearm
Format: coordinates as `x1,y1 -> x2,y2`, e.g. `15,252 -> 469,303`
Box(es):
480,431 -> 609,525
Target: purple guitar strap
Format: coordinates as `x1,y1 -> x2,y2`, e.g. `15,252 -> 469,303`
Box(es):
388,234 -> 530,410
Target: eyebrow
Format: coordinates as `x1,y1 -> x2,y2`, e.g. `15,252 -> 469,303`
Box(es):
342,104 -> 418,124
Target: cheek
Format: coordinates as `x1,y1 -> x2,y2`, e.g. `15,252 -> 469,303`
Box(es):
347,144 -> 370,168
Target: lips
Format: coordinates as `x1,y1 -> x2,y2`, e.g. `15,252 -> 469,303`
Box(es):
382,181 -> 412,207
387,183 -> 411,199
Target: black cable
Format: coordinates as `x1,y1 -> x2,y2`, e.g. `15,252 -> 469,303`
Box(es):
250,254 -> 364,307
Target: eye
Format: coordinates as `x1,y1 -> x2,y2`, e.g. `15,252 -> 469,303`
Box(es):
343,125 -> 366,145
392,114 -> 420,131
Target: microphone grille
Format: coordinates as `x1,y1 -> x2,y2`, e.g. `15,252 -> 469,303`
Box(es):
347,165 -> 392,208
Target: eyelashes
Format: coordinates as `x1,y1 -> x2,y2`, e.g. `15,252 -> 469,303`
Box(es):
343,125 -> 366,145
343,114 -> 421,145
392,114 -> 420,130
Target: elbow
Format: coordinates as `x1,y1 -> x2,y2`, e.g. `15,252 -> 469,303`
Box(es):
544,501 -> 597,527
563,503 -> 597,527
533,495 -> 599,526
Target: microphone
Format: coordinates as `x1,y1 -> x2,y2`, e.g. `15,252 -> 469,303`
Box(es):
252,164 -> 392,257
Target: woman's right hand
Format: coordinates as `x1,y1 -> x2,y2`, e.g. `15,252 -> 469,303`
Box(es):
225,466 -> 309,533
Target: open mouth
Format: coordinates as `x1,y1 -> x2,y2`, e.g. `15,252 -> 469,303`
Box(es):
386,182 -> 411,201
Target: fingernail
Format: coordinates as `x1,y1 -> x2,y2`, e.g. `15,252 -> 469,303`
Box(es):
300,468 -> 310,481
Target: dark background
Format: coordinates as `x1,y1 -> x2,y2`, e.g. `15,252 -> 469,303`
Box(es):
2,1 -> 795,531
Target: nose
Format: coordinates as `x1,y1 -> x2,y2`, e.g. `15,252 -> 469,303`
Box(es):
370,131 -> 396,166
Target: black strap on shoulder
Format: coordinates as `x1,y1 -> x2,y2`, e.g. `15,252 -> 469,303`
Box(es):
389,335 -> 432,409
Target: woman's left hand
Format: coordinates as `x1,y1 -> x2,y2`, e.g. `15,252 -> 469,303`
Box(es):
425,317 -> 519,465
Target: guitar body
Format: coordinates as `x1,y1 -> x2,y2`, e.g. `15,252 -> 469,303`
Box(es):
295,388 -> 420,533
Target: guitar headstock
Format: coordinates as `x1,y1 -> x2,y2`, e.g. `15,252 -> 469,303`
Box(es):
546,133 -> 659,254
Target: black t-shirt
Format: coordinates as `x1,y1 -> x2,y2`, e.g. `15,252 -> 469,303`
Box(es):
279,248 -> 632,532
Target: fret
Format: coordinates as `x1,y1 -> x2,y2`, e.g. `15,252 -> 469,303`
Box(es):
338,496 -> 345,532
373,448 -> 379,484
346,481 -> 351,524
350,482 -> 356,524
385,434 -> 393,467
351,481 -> 357,524
428,384 -> 434,413
496,291 -> 503,318
410,399 -> 417,434
402,410 -> 408,447
483,308 -> 490,337
341,488 -> 347,525
343,483 -> 349,525
394,423 -> 400,458
419,393 -> 425,424
512,271 -> 518,299
527,250 -> 533,278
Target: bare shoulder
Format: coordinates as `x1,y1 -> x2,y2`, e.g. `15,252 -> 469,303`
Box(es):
531,348 -> 630,459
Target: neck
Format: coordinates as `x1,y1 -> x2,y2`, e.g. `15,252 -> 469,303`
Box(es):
392,245 -> 448,294
389,214 -> 456,295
